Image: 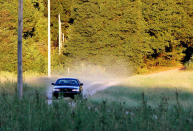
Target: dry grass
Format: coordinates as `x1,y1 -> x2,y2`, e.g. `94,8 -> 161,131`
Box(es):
0,71 -> 48,88
91,69 -> 193,107
0,71 -> 45,81
125,69 -> 193,92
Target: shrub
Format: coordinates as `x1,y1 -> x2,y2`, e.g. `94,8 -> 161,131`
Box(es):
184,56 -> 193,70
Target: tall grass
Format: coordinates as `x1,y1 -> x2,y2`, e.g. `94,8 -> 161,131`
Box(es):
0,83 -> 193,131
1,70 -> 193,130
0,71 -> 45,83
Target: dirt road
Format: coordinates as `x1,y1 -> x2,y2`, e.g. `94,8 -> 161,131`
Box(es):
46,67 -> 183,104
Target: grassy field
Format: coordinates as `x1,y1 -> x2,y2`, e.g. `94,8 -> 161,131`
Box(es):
90,69 -> 193,107
0,70 -> 193,130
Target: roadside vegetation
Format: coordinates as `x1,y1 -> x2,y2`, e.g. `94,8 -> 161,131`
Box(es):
0,70 -> 193,130
0,82 -> 193,131
184,56 -> 193,70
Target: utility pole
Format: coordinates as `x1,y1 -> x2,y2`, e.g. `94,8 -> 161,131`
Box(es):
17,0 -> 23,99
58,14 -> 62,55
62,33 -> 64,43
48,0 -> 51,77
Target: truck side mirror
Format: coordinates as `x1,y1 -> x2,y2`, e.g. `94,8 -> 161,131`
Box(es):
80,83 -> 83,86
51,83 -> 55,85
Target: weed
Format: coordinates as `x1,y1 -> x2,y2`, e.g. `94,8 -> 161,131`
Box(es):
0,83 -> 193,131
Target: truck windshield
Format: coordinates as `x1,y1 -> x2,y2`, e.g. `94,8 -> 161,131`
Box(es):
55,79 -> 79,86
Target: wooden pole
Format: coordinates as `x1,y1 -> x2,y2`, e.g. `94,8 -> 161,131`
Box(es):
48,0 -> 51,77
59,14 -> 62,55
17,0 -> 23,99
62,33 -> 64,43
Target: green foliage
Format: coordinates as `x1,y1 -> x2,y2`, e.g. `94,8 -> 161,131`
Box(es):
0,0 -> 47,73
64,0 -> 153,69
0,0 -> 192,73
142,0 -> 191,66
61,0 -> 193,71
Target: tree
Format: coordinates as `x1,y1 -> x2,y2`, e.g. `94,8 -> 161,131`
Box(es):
0,0 -> 47,73
63,0 -> 153,71
142,0 -> 192,66
0,0 -> 193,74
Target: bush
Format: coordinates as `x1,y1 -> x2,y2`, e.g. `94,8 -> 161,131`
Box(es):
185,56 -> 193,70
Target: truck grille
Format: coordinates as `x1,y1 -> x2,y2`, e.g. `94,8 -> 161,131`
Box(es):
60,88 -> 73,92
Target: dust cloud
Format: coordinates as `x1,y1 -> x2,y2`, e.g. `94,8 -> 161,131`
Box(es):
49,61 -> 132,98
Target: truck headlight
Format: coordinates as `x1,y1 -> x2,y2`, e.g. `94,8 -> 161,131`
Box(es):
72,89 -> 79,92
53,88 -> 60,91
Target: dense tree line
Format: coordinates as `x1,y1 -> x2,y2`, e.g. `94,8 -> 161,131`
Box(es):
0,0 -> 192,73
0,0 -> 47,72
